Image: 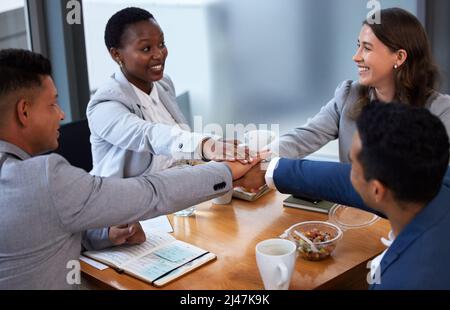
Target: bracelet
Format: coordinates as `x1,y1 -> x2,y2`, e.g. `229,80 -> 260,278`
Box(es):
201,138 -> 211,162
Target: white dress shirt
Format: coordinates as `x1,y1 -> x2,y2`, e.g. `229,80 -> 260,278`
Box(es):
132,84 -> 178,172
264,157 -> 281,189
369,230 -> 395,284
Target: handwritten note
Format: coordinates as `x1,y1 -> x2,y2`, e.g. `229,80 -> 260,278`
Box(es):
153,244 -> 202,263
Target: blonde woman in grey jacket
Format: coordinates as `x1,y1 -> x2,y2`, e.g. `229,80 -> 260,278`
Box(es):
273,8 -> 450,162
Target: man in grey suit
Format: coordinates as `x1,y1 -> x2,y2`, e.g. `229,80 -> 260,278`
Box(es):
0,49 -> 257,289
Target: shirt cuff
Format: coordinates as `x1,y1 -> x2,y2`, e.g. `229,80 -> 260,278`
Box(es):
172,130 -> 216,160
265,157 -> 280,190
82,227 -> 114,251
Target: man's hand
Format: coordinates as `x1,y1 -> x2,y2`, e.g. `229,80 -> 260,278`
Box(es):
233,162 -> 267,192
202,138 -> 252,164
109,222 -> 146,246
224,157 -> 262,180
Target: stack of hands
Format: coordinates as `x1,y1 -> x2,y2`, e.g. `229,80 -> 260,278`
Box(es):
109,138 -> 270,246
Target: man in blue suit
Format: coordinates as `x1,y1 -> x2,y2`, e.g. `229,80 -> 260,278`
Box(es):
236,102 -> 450,289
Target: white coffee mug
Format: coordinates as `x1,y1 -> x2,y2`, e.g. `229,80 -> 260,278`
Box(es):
244,130 -> 276,153
255,238 -> 297,290
212,190 -> 233,205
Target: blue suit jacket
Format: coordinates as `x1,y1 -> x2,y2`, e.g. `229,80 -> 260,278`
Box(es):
274,159 -> 450,290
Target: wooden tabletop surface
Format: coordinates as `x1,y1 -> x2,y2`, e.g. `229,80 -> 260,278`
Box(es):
81,190 -> 391,290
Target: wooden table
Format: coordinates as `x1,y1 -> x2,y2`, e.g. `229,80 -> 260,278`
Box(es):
81,191 -> 390,290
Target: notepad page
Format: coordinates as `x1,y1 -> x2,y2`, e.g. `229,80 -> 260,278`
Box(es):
123,240 -> 208,282
84,232 -> 176,268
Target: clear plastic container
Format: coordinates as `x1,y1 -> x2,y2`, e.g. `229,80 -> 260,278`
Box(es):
283,221 -> 343,261
173,206 -> 196,217
328,204 -> 380,230
280,204 -> 380,261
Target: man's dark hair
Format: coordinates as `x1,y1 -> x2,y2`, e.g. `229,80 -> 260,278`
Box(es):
104,7 -> 155,50
356,101 -> 449,204
0,49 -> 52,99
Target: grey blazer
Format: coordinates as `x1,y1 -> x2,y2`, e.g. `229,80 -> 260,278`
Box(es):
276,80 -> 450,162
0,141 -> 231,289
87,70 -> 207,178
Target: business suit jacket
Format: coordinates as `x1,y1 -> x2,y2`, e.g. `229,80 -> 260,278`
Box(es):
87,70 -> 207,178
273,158 -> 450,289
275,80 -> 450,162
0,141 -> 231,289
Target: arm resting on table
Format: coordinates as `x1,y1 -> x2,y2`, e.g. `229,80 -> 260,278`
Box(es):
273,159 -> 385,218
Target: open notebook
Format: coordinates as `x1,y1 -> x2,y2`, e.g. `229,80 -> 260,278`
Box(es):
83,232 -> 216,287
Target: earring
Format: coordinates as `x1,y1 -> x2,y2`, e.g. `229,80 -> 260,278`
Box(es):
116,58 -> 123,68
394,64 -> 398,69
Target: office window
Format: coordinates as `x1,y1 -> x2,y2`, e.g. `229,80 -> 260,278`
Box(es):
0,0 -> 28,50
82,0 -> 418,159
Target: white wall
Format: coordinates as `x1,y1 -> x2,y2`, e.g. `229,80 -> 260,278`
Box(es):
83,0 -> 215,122
0,0 -> 24,13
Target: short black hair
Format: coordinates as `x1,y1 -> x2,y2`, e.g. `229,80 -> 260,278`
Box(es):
104,7 -> 155,50
356,101 -> 449,204
0,49 -> 52,98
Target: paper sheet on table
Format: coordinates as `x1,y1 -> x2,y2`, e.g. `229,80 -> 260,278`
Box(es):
80,255 -> 109,270
140,215 -> 174,235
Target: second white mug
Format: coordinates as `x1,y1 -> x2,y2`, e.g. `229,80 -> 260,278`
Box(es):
212,190 -> 233,205
255,238 -> 297,290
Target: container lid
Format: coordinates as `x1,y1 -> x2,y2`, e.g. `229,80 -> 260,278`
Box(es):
328,204 -> 380,230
